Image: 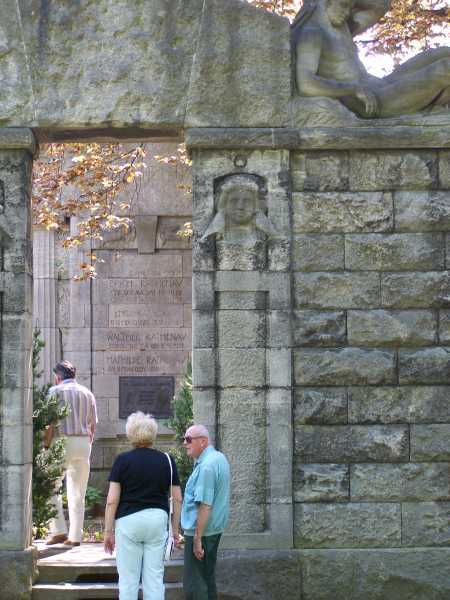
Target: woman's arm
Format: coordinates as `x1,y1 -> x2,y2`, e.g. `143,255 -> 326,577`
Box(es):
104,481 -> 121,555
171,485 -> 182,544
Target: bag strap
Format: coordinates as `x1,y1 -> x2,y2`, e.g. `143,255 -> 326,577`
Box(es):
165,453 -> 174,536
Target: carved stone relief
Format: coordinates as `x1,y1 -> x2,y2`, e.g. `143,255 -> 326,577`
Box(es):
201,173 -> 283,270
292,0 -> 450,121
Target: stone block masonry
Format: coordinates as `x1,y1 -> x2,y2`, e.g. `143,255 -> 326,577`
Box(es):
292,147 -> 450,567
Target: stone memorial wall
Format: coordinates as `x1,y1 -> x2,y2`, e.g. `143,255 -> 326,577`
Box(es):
291,146 -> 450,597
187,126 -> 450,597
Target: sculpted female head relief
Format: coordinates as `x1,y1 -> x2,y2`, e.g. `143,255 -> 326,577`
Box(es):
200,174 -> 279,244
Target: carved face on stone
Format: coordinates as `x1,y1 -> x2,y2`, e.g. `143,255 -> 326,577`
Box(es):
223,186 -> 258,226
326,0 -> 352,26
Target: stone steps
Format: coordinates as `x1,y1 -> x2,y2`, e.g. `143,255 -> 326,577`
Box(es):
37,558 -> 183,584
32,581 -> 183,599
32,542 -> 184,600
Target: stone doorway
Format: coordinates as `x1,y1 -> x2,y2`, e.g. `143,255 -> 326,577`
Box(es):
33,142 -> 193,497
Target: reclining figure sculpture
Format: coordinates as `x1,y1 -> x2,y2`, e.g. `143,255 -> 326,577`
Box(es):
292,0 -> 450,118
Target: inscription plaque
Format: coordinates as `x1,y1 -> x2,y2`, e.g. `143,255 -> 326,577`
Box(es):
119,376 -> 174,419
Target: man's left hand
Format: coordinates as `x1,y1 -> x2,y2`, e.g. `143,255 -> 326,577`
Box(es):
193,536 -> 204,560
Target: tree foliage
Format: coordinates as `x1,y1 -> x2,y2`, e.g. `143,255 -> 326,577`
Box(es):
247,0 -> 449,62
32,330 -> 69,538
361,0 -> 450,61
32,143 -> 192,278
32,143 -> 146,279
168,362 -> 193,491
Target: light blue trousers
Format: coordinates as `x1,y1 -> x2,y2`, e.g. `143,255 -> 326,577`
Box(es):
115,508 -> 168,600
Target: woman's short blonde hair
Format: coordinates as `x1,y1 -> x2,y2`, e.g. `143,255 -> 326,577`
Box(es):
126,411 -> 158,447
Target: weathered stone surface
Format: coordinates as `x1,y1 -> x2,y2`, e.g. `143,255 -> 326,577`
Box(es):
291,151 -> 349,191
192,311 -> 215,349
96,350 -> 188,376
439,310 -> 450,343
108,304 -> 184,328
267,311 -> 291,347
294,388 -> 347,425
399,347 -> 450,384
217,310 -> 266,348
351,463 -> 450,502
92,277 -> 191,305
381,272 -> 450,308
11,0 -> 290,131
345,233 -> 444,271
349,386 -> 450,424
411,424 -> 450,460
216,550 -> 301,600
293,234 -> 344,271
349,151 -> 436,190
0,548 -> 36,600
293,310 -> 345,347
0,465 -> 32,549
93,328 -> 191,351
268,348 -> 291,387
396,191 -> 450,231
294,348 -> 395,385
95,253 -> 182,278
185,0 -> 290,127
187,118 -> 450,150
218,349 -> 266,387
219,389 -> 266,533
301,548 -> 450,600
440,150 -> 450,188
0,8 -> 34,126
295,272 -> 380,309
217,240 -> 267,271
347,309 -> 437,346
295,425 -> 409,462
136,147 -> 193,216
294,503 -> 401,548
403,503 -> 450,547
294,464 -> 349,502
216,291 -> 267,310
293,192 -> 392,233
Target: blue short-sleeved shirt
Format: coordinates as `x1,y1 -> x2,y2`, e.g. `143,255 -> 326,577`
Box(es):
181,445 -> 230,537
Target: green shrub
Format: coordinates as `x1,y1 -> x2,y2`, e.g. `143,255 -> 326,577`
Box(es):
169,361 -> 193,490
63,485 -> 103,510
32,330 -> 69,538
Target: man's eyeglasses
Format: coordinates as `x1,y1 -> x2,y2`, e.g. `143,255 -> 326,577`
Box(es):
183,435 -> 204,444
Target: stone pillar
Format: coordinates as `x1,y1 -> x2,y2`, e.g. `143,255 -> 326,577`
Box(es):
190,146 -> 293,549
33,228 -> 59,382
0,129 -> 37,598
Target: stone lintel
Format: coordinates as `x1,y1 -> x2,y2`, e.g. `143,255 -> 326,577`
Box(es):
186,125 -> 450,151
0,128 -> 37,155
35,127 -> 181,144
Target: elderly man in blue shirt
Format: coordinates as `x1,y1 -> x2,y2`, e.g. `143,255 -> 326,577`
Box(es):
181,424 -> 230,600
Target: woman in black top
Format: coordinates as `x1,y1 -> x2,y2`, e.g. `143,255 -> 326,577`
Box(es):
104,411 -> 182,600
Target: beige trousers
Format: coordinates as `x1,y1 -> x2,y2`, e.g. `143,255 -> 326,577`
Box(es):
49,435 -> 91,542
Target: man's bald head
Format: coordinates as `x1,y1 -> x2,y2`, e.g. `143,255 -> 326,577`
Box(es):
187,424 -> 210,441
184,424 -> 211,459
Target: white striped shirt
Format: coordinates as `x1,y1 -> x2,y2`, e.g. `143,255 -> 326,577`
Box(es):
48,379 -> 97,437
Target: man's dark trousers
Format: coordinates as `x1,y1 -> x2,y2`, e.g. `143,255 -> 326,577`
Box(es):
183,534 -> 221,600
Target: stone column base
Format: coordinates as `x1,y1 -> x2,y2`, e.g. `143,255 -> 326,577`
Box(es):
0,547 -> 37,600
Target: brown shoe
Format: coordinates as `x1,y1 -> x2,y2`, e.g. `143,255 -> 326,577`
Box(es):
63,540 -> 81,547
46,534 -> 68,545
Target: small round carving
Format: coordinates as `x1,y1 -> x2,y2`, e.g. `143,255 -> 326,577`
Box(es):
233,155 -> 247,169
